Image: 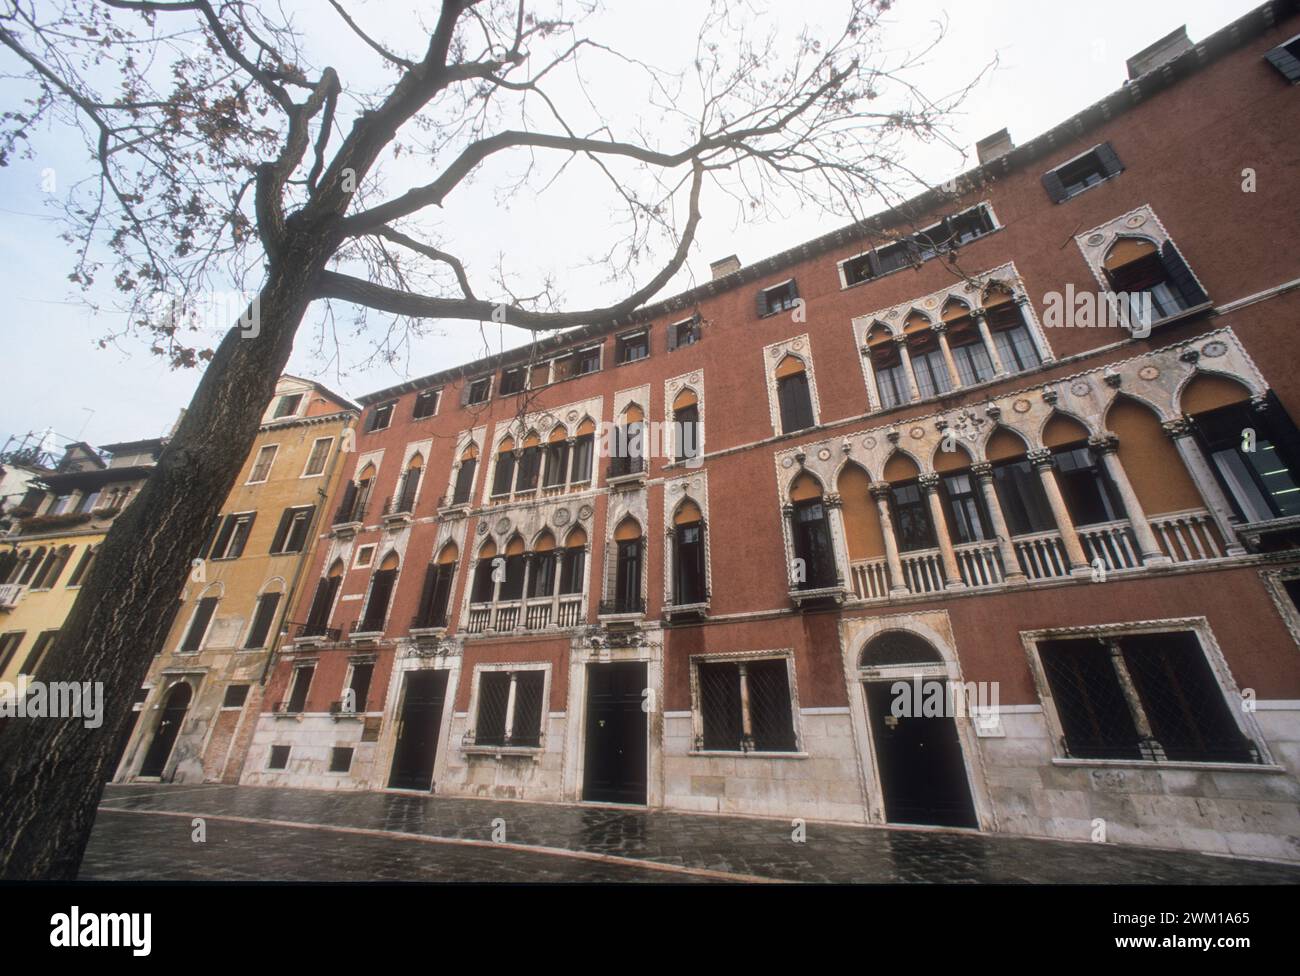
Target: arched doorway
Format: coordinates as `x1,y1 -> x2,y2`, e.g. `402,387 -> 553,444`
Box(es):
859,631 -> 977,828
139,682 -> 193,778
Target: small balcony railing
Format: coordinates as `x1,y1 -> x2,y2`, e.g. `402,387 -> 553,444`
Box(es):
1013,530 -> 1071,580
599,597 -> 645,616
1078,519 -> 1142,572
465,595 -> 585,634
952,540 -> 1005,589
295,622 -> 341,642
898,547 -> 946,595
0,582 -> 28,611
1149,508 -> 1222,562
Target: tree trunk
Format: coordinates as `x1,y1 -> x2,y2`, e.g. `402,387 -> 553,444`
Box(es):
0,235 -> 328,879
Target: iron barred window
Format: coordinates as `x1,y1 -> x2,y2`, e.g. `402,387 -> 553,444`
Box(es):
474,669 -> 544,747
695,658 -> 796,752
1037,632 -> 1258,764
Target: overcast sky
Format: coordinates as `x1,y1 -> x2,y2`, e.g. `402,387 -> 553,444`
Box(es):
0,0 -> 1260,454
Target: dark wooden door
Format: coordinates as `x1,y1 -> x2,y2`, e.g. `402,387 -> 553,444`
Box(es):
582,662 -> 647,804
388,669 -> 448,791
140,682 -> 192,777
866,680 -> 977,828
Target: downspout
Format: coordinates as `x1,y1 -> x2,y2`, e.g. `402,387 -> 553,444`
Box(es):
258,411 -> 356,686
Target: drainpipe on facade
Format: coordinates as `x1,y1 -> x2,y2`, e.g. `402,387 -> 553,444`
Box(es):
258,412 -> 357,686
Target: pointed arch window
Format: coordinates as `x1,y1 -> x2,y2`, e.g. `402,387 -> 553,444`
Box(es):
530,532 -> 558,598
491,437 -> 517,497
560,527 -> 587,594
394,454 -> 423,513
515,433 -> 542,492
359,552 -> 399,634
303,561 -> 344,637
789,476 -> 835,589
672,500 -> 707,606
452,444 -> 478,504
610,519 -> 644,613
672,390 -> 701,463
414,543 -> 458,629
542,428 -> 569,487
570,419 -> 596,485
1103,237 -> 1206,323
775,356 -> 814,432
471,540 -> 498,603
985,292 -> 1041,374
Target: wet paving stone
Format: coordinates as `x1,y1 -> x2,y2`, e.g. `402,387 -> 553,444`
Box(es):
84,783 -> 1300,884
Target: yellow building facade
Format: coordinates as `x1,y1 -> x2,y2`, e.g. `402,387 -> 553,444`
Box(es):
114,376 -> 356,783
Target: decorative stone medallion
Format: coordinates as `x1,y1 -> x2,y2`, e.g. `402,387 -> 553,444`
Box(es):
781,456 -> 795,469
1013,398 -> 1032,414
1070,380 -> 1091,397
1138,365 -> 1160,381
909,426 -> 925,440
553,507 -> 571,526
1086,233 -> 1106,247
817,448 -> 833,461
863,436 -> 877,449
495,517 -> 511,534
578,504 -> 594,521
1124,213 -> 1148,229
1201,341 -> 1228,359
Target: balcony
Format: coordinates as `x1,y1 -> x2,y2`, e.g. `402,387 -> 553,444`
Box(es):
604,454 -> 646,488
598,597 -> 645,624
464,595 -> 584,635
664,595 -> 709,622
409,612 -> 448,636
1078,520 -> 1142,574
1150,509 -> 1224,561
293,622 -> 341,645
381,494 -> 414,527
0,583 -> 28,611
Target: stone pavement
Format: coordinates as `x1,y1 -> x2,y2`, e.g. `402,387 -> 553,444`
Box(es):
82,783 -> 1300,883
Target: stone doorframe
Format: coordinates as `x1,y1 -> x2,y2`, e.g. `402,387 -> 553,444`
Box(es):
374,638 -> 463,792
839,611 -> 998,831
561,623 -> 664,807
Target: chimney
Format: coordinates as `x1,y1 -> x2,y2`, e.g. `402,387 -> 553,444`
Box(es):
975,129 -> 1014,166
709,255 -> 741,281
1126,26 -> 1192,80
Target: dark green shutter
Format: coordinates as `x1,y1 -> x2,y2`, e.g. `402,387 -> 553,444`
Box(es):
1095,141 -> 1124,178
1160,241 -> 1208,306
1041,168 -> 1068,203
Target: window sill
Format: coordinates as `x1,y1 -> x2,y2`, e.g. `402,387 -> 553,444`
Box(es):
788,584 -> 847,607
1051,757 -> 1282,773
1052,171 -> 1122,203
1233,514 -> 1300,549
350,630 -> 384,643
330,521 -> 362,537
597,610 -> 645,626
605,471 -> 646,489
462,744 -> 544,759
381,511 -> 414,526
438,502 -> 472,516
664,601 -> 709,621
689,750 -> 808,760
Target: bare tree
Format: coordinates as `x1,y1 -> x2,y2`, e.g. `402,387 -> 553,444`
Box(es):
0,0 -> 981,878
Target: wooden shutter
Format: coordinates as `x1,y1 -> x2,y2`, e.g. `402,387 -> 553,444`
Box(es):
182,597 -> 218,652
270,508 -> 294,554
756,288 -> 769,319
245,592 -> 282,648
1160,242 -> 1208,306
210,515 -> 236,559
666,320 -> 678,352
1041,167 -> 1068,203
1265,44 -> 1300,83
230,513 -> 256,558
286,506 -> 315,552
1095,141 -> 1124,178
459,379 -> 473,406
415,563 -> 439,627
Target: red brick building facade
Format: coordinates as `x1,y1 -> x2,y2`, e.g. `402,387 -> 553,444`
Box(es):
244,2 -> 1300,860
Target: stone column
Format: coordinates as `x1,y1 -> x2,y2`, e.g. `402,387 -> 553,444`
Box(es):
859,344 -> 880,411
893,335 -> 919,402
1162,418 -> 1247,556
931,322 -> 964,392
869,482 -> 911,597
972,308 -> 1006,376
1088,433 -> 1170,565
919,473 -> 965,589
972,463 -> 1027,582
503,671 -> 519,743
822,492 -> 850,591
737,661 -> 755,752
1027,449 -> 1090,575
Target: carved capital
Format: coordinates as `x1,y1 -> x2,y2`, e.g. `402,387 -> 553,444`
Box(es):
868,481 -> 893,500
971,462 -> 994,480
1103,369 -> 1123,389
1088,433 -> 1120,454
918,473 -> 941,492
823,492 -> 843,509
970,308 -> 987,323
1162,417 -> 1192,439
1179,348 -> 1201,366
891,334 -> 910,347
931,322 -> 948,335
1041,387 -> 1059,406
1027,448 -> 1055,469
